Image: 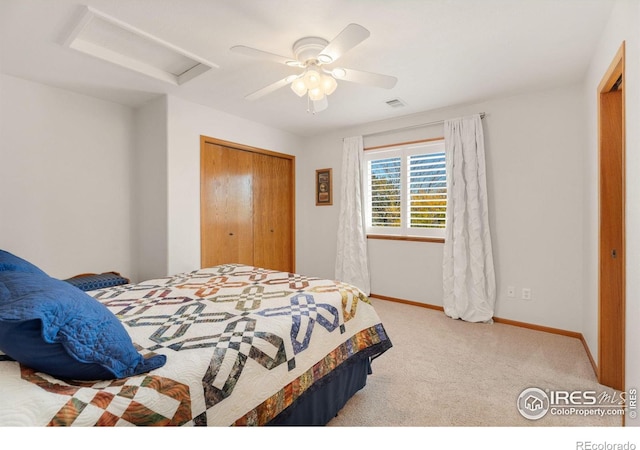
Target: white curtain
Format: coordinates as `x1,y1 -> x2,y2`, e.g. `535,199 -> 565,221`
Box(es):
335,136 -> 371,295
442,115 -> 496,322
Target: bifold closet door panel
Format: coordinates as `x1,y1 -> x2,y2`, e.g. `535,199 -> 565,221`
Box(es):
201,144 -> 254,268
252,153 -> 294,272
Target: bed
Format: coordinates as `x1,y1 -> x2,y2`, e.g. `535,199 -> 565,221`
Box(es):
0,250 -> 392,426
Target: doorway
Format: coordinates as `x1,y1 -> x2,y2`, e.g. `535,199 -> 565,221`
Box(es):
598,42 -> 625,391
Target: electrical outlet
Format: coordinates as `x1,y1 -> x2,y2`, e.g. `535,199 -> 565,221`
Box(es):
507,286 -> 515,298
522,288 -> 532,300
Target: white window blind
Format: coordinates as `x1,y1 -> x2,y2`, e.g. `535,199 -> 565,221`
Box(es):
364,140 -> 446,238
369,156 -> 401,228
408,152 -> 447,230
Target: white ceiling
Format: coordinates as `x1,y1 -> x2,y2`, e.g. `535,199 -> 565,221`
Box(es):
0,0 -> 615,137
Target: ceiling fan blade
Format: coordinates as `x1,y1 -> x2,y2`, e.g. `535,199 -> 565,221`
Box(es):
335,68 -> 397,89
230,45 -> 299,66
318,23 -> 370,64
245,76 -> 296,101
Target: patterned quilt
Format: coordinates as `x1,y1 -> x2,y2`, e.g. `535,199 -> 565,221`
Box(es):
0,264 -> 391,426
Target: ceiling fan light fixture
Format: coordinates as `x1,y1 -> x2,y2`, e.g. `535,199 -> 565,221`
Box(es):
321,74 -> 337,95
232,24 -> 395,113
303,68 -> 321,89
308,87 -> 325,101
291,77 -> 307,97
290,69 -> 336,104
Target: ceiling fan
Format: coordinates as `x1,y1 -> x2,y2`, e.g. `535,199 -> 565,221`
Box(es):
230,23 -> 397,113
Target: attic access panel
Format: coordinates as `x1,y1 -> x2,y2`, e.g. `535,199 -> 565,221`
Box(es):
63,6 -> 218,85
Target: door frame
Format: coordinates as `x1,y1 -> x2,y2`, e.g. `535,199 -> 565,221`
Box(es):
597,42 -> 625,391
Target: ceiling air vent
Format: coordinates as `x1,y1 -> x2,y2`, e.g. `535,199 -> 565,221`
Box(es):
63,6 -> 218,85
385,98 -> 406,108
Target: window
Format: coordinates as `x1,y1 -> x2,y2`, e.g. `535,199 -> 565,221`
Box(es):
364,140 -> 446,239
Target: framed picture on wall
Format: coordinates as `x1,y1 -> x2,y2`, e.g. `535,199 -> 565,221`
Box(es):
316,168 -> 333,206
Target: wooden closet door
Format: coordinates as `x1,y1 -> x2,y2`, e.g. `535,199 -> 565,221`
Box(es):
200,143 -> 254,268
252,153 -> 294,272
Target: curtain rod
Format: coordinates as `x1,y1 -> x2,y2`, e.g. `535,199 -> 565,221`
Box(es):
361,112 -> 485,139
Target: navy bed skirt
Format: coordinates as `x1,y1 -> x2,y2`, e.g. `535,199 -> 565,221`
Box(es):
266,355 -> 371,426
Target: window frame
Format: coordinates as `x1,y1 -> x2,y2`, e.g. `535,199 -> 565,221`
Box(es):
364,138 -> 446,241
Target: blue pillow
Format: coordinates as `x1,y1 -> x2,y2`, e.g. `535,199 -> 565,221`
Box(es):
0,249 -> 47,275
64,272 -> 129,291
0,271 -> 166,380
0,281 -> 9,302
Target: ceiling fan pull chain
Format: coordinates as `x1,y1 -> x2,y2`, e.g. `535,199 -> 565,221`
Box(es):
307,94 -> 315,115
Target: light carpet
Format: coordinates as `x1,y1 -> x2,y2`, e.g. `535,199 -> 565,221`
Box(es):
328,298 -> 623,427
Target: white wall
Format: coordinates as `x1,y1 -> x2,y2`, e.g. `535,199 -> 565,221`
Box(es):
164,95 -> 304,276
298,83 -> 587,332
583,0 -> 640,426
0,74 -> 136,279
133,96 -> 168,282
